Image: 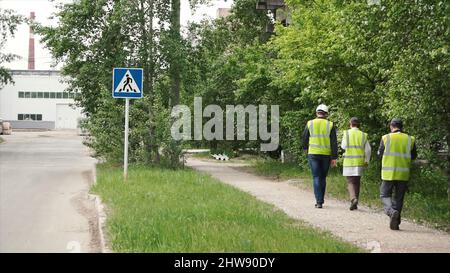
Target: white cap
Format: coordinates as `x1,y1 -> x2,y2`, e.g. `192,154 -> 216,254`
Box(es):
316,104 -> 329,113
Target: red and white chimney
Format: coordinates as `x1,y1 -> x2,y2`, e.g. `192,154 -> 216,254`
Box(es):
28,12 -> 35,70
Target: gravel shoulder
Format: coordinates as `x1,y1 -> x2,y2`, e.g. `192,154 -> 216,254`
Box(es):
186,157 -> 450,253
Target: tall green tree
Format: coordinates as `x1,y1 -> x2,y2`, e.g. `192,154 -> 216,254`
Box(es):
38,0 -> 173,163
169,0 -> 181,106
182,0 -> 270,150
37,0 -> 216,166
183,0 -> 450,183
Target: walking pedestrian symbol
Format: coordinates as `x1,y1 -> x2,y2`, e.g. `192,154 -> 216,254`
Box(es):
112,68 -> 143,99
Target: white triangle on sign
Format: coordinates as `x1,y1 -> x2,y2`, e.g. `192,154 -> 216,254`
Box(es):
114,70 -> 141,93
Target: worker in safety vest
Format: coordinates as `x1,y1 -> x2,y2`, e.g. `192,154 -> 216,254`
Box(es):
341,117 -> 371,211
302,104 -> 338,208
378,118 -> 417,230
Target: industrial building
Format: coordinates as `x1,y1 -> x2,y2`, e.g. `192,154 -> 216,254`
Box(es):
0,70 -> 82,130
0,12 -> 83,130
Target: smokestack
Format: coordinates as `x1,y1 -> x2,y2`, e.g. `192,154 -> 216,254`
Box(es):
28,12 -> 35,70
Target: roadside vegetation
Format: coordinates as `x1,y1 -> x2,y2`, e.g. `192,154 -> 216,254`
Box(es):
93,163 -> 361,252
36,0 -> 449,201
248,158 -> 450,232
0,137 -> 4,144
34,0 -> 449,246
36,1 -> 450,176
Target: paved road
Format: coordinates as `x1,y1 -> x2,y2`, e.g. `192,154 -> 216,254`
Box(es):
0,130 -> 99,253
187,157 -> 450,253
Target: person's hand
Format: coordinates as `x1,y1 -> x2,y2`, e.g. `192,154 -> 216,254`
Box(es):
364,162 -> 369,168
331,159 -> 337,168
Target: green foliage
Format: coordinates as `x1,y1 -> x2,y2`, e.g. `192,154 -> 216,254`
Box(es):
37,0 -> 189,165
93,163 -> 361,252
279,110 -> 310,163
182,0 -> 450,203
182,0 -> 272,152
252,159 -> 309,180
82,92 -> 124,162
39,0 -> 449,188
0,8 -> 24,87
195,0 -> 450,167
152,95 -> 184,168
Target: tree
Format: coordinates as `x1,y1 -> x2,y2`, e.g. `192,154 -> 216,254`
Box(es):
182,0 -> 270,151
0,8 -> 23,87
242,0 -> 450,196
37,0 -> 173,163
169,0 -> 181,106
183,0 -> 450,191
37,0 -> 214,167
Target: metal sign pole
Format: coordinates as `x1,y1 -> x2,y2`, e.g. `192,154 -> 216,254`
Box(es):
113,67 -> 143,182
124,98 -> 130,181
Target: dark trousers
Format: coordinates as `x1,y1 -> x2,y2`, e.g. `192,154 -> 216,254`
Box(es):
380,181 -> 408,217
346,176 -> 361,201
308,154 -> 331,204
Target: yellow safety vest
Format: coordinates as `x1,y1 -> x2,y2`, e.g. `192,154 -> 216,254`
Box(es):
307,118 -> 333,155
343,129 -> 367,167
381,132 -> 415,181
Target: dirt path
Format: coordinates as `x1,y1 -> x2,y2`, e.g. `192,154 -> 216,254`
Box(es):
186,157 -> 450,253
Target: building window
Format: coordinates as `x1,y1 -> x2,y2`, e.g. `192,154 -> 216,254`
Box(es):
17,114 -> 43,121
17,91 -> 74,99
69,92 -> 79,99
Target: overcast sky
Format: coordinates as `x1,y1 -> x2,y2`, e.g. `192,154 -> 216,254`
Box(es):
1,0 -> 233,70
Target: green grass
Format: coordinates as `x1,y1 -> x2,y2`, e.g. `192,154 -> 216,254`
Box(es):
92,163 -> 362,252
250,159 -> 450,232
0,137 -> 4,144
250,159 -> 308,180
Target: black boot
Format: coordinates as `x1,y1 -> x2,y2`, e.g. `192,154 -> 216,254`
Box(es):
390,210 -> 400,230
350,198 -> 358,211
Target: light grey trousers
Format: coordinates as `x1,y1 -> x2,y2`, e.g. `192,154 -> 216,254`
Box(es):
346,176 -> 361,201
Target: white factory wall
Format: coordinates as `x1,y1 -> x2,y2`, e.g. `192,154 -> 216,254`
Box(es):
0,70 -> 83,129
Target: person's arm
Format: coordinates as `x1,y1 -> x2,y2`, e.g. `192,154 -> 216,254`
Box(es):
341,131 -> 346,150
302,125 -> 309,153
330,126 -> 338,160
377,138 -> 385,157
411,142 -> 417,160
365,141 -> 372,164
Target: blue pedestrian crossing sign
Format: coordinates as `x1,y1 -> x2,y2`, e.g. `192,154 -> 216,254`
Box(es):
112,68 -> 143,99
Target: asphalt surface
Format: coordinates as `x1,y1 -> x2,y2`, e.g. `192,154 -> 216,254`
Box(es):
0,130 -> 99,253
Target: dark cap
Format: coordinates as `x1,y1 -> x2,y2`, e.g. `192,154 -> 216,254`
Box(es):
390,118 -> 403,129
